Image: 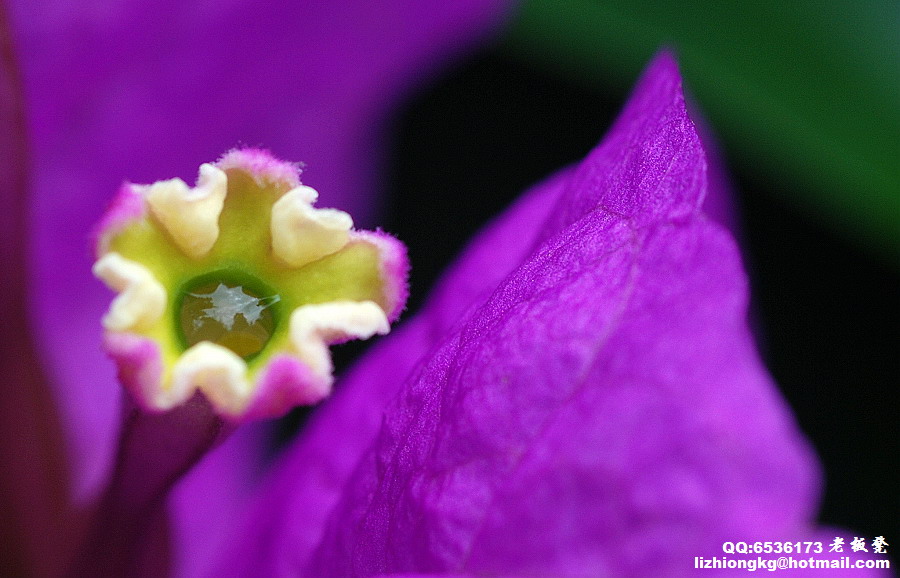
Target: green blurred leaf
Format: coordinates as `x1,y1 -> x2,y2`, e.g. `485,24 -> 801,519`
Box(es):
504,0 -> 900,262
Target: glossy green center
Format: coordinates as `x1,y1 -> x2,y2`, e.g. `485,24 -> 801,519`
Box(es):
177,272 -> 280,360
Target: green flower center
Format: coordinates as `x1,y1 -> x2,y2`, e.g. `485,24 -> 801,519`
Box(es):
176,271 -> 280,360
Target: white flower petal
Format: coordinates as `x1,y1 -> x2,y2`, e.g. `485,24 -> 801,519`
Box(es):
271,185 -> 353,267
146,163 -> 227,259
289,301 -> 389,379
93,253 -> 167,331
171,342 -> 251,416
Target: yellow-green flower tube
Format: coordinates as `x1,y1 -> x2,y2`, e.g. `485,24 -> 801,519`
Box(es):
93,149 -> 408,421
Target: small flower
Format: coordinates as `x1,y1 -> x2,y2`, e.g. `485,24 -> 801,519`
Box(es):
92,149 -> 408,420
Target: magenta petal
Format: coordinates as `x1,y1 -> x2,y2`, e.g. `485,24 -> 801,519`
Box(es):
6,0 -> 512,499
310,205 -> 820,575
539,54 -> 703,240
303,54 -> 823,576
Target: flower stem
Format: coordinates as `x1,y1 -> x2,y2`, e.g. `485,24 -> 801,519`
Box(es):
69,395 -> 233,577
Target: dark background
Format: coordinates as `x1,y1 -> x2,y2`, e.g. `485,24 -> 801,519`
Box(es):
376,43 -> 899,548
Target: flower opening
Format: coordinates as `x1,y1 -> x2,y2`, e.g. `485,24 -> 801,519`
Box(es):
93,149 -> 409,420
179,279 -> 280,360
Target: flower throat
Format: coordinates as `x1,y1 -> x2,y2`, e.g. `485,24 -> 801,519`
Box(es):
177,277 -> 280,360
